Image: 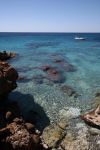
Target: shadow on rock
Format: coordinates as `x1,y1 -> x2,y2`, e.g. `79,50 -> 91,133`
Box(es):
9,91 -> 50,131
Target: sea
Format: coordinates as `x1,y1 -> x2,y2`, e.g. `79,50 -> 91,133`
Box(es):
0,32 -> 100,128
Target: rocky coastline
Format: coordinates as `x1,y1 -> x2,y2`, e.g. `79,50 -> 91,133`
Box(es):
0,51 -> 100,150
0,51 -> 48,150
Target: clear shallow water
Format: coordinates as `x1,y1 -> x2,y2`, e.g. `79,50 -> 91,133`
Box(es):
0,33 -> 100,125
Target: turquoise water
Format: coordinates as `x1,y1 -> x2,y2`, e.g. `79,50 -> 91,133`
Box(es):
0,33 -> 100,125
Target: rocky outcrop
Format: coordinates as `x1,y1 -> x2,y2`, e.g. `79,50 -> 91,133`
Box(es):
81,105 -> 100,128
0,51 -> 16,61
0,61 -> 18,99
0,102 -> 47,150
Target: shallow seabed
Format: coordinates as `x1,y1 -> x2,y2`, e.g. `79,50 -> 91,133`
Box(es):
0,33 -> 100,126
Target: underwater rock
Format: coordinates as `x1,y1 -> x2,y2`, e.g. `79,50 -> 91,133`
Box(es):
47,67 -> 65,83
81,105 -> 100,127
61,85 -> 78,97
0,61 -> 18,99
41,65 -> 65,83
0,51 -> 16,61
53,58 -> 65,63
53,58 -> 76,72
40,65 -> 51,72
18,76 -> 31,83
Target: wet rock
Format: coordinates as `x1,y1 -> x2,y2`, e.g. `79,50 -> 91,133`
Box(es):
81,105 -> 100,128
0,61 -> 18,99
0,51 -> 16,61
61,85 -> 78,97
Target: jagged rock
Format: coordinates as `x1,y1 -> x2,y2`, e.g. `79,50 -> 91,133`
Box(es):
0,51 -> 16,61
42,125 -> 63,148
0,61 -> 18,99
42,120 -> 68,148
60,127 -> 89,150
81,105 -> 100,127
0,100 -> 48,150
0,117 -> 47,150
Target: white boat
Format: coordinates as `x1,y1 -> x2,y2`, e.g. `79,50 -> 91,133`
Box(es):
75,36 -> 86,40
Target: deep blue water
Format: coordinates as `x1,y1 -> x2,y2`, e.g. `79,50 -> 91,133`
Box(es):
0,32 -> 100,123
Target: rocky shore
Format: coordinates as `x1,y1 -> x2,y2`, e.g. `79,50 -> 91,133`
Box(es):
0,51 -> 48,150
0,50 -> 100,150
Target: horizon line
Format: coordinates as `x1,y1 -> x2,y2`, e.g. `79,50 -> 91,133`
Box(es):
0,31 -> 100,34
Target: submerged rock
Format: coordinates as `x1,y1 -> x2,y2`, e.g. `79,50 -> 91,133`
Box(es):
0,51 -> 16,61
61,85 -> 78,97
47,67 -> 65,83
0,61 -> 18,99
81,105 -> 100,128
53,58 -> 76,72
41,65 -> 65,83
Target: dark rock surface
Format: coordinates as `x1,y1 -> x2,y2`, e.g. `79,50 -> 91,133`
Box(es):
0,101 -> 48,150
0,51 -> 16,61
0,61 -> 18,100
41,65 -> 65,83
